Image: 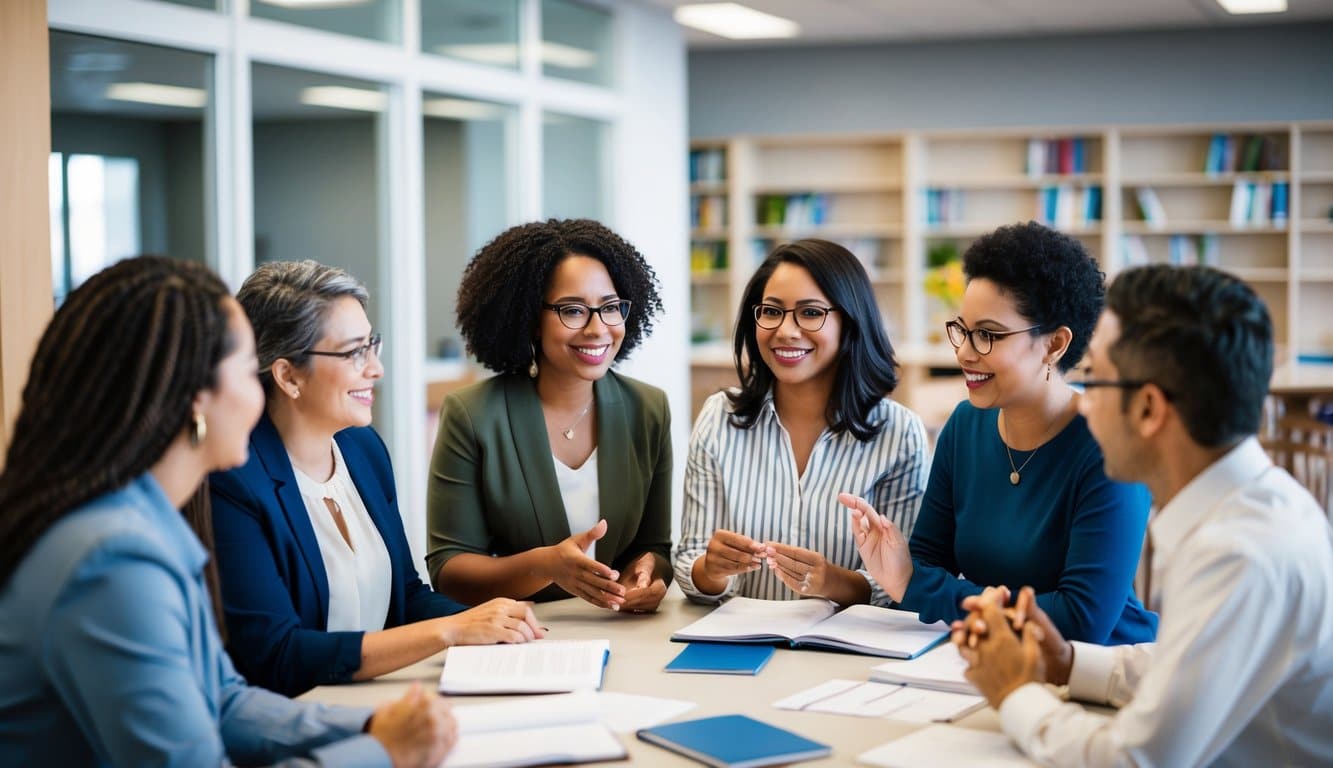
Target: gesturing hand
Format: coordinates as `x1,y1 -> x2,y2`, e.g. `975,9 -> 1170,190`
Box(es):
439,598 -> 544,646
841,492 -> 912,602
618,552 -> 668,613
368,682 -> 457,768
764,542 -> 831,597
545,519 -> 626,610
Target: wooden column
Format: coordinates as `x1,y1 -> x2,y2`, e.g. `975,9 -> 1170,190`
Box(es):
0,0 -> 52,467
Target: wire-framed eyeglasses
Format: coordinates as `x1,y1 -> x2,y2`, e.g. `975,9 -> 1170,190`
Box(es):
543,300 -> 632,330
944,320 -> 1039,355
304,333 -> 383,372
753,303 -> 837,332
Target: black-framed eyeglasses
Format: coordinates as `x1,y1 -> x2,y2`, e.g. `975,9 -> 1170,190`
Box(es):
944,320 -> 1040,355
304,333 -> 383,372
543,300 -> 632,330
1068,365 -> 1173,400
753,303 -> 837,332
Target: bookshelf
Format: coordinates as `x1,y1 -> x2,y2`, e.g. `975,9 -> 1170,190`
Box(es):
688,122 -> 1333,420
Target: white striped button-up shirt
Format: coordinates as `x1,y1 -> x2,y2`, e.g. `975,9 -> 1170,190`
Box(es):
674,390 -> 928,605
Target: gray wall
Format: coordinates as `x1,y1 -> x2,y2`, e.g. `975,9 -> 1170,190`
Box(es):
688,24 -> 1333,137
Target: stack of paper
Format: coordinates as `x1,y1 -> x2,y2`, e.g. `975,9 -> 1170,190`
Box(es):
439,639 -> 610,694
446,691 -> 625,768
868,643 -> 977,694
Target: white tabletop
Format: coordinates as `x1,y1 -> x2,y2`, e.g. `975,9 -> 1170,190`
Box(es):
299,587 -> 1012,766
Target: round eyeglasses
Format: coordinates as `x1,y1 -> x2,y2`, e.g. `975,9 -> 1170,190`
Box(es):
944,320 -> 1039,355
753,304 -> 837,332
304,333 -> 383,372
543,300 -> 632,330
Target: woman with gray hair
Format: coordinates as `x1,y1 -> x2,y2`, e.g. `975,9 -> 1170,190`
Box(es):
208,260 -> 542,697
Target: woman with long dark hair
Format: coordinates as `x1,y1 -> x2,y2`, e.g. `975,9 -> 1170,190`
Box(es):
0,256 -> 453,767
673,239 -> 927,605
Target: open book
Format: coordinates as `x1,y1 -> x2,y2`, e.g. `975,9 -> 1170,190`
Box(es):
439,639 -> 610,694
671,598 -> 949,659
868,642 -> 977,695
446,691 -> 626,768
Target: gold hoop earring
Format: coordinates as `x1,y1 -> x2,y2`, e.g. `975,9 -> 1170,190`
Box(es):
528,342 -> 539,379
189,412 -> 207,447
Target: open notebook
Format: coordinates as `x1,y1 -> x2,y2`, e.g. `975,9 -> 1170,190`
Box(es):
445,691 -> 625,768
439,639 -> 610,694
672,598 -> 949,659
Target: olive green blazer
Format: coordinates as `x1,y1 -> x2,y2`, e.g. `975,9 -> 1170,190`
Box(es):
426,371 -> 673,602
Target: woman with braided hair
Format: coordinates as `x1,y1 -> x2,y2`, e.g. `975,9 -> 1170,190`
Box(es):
0,256 -> 454,767
426,219 -> 673,613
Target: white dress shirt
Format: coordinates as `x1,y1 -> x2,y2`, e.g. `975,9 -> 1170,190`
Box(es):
292,440 -> 392,633
673,390 -> 927,605
999,438 -> 1333,767
553,447 -> 600,561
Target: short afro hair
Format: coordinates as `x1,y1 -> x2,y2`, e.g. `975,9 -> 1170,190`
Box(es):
456,219 -> 663,374
962,221 -> 1105,372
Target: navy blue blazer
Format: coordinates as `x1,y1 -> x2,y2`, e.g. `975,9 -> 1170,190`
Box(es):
209,413 -> 464,696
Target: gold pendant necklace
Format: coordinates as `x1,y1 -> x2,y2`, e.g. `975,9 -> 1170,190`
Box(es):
561,399 -> 594,440
1000,409 -> 1057,486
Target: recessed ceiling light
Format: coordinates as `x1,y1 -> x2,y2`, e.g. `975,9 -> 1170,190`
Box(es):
422,98 -> 504,121
673,2 -> 799,40
255,0 -> 373,8
105,82 -> 207,109
434,42 -> 598,69
300,86 -> 385,112
1216,0 -> 1287,13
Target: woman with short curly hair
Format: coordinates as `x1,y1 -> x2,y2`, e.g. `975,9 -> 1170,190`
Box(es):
426,219 -> 672,612
846,221 -> 1158,645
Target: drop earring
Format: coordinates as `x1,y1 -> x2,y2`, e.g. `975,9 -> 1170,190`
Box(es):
1046,362 -> 1052,381
189,412 -> 207,447
528,342 -> 539,379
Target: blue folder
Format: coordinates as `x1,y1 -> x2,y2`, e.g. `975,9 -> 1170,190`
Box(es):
664,643 -> 775,675
637,714 -> 831,768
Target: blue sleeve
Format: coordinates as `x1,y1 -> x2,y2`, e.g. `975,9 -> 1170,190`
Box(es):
40,547 -> 389,767
900,411 -> 986,622
1032,455 -> 1151,643
210,475 -> 365,696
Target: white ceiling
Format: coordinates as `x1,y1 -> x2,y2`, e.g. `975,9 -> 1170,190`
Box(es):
646,0 -> 1333,48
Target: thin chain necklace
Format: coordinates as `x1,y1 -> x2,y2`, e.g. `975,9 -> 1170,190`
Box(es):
560,399 -> 594,440
999,408 -> 1063,486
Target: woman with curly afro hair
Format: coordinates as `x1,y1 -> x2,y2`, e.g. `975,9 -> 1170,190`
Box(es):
845,221 -> 1158,646
426,219 -> 672,612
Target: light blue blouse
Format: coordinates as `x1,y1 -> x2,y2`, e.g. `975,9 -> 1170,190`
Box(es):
0,473 -> 390,767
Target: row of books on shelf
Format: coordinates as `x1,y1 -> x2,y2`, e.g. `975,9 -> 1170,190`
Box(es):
922,188 -> 963,225
690,194 -> 726,230
688,148 -> 726,183
689,241 -> 728,275
1034,185 -> 1102,229
1204,133 -> 1287,174
1121,234 -> 1220,267
1026,136 -> 1092,177
1228,180 -> 1289,227
756,193 -> 830,228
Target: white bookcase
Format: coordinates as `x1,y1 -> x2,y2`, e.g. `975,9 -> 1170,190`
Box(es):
689,121 -> 1333,421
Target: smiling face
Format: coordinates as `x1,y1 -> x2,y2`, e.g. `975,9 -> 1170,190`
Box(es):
288,295 -> 383,433
754,261 -> 842,393
953,277 -> 1050,410
537,254 -> 626,384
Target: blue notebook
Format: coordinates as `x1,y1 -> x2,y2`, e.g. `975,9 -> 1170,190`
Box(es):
637,714 -> 831,768
665,643 -> 775,675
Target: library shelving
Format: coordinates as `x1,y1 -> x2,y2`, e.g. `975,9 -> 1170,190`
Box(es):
688,122 -> 1333,420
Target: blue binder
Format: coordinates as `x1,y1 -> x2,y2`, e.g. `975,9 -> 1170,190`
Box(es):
637,714 -> 831,768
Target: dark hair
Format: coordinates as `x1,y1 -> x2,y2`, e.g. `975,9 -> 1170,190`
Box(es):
0,256 -> 233,588
728,239 -> 898,441
236,260 -> 369,397
1106,264 -> 1272,448
962,221 -> 1104,372
455,219 -> 663,374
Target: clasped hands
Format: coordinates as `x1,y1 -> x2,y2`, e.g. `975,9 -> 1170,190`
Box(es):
546,519 -> 667,613
696,529 -> 845,599
951,585 -> 1075,708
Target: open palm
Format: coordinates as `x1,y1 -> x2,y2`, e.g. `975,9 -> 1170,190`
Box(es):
840,492 -> 912,602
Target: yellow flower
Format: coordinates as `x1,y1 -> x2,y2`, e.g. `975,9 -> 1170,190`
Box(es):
925,260 -> 964,310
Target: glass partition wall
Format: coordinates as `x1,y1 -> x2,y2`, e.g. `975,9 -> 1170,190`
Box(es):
46,0 -> 688,570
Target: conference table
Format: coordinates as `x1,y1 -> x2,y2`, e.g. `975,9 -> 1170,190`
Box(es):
301,586 -> 1016,766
